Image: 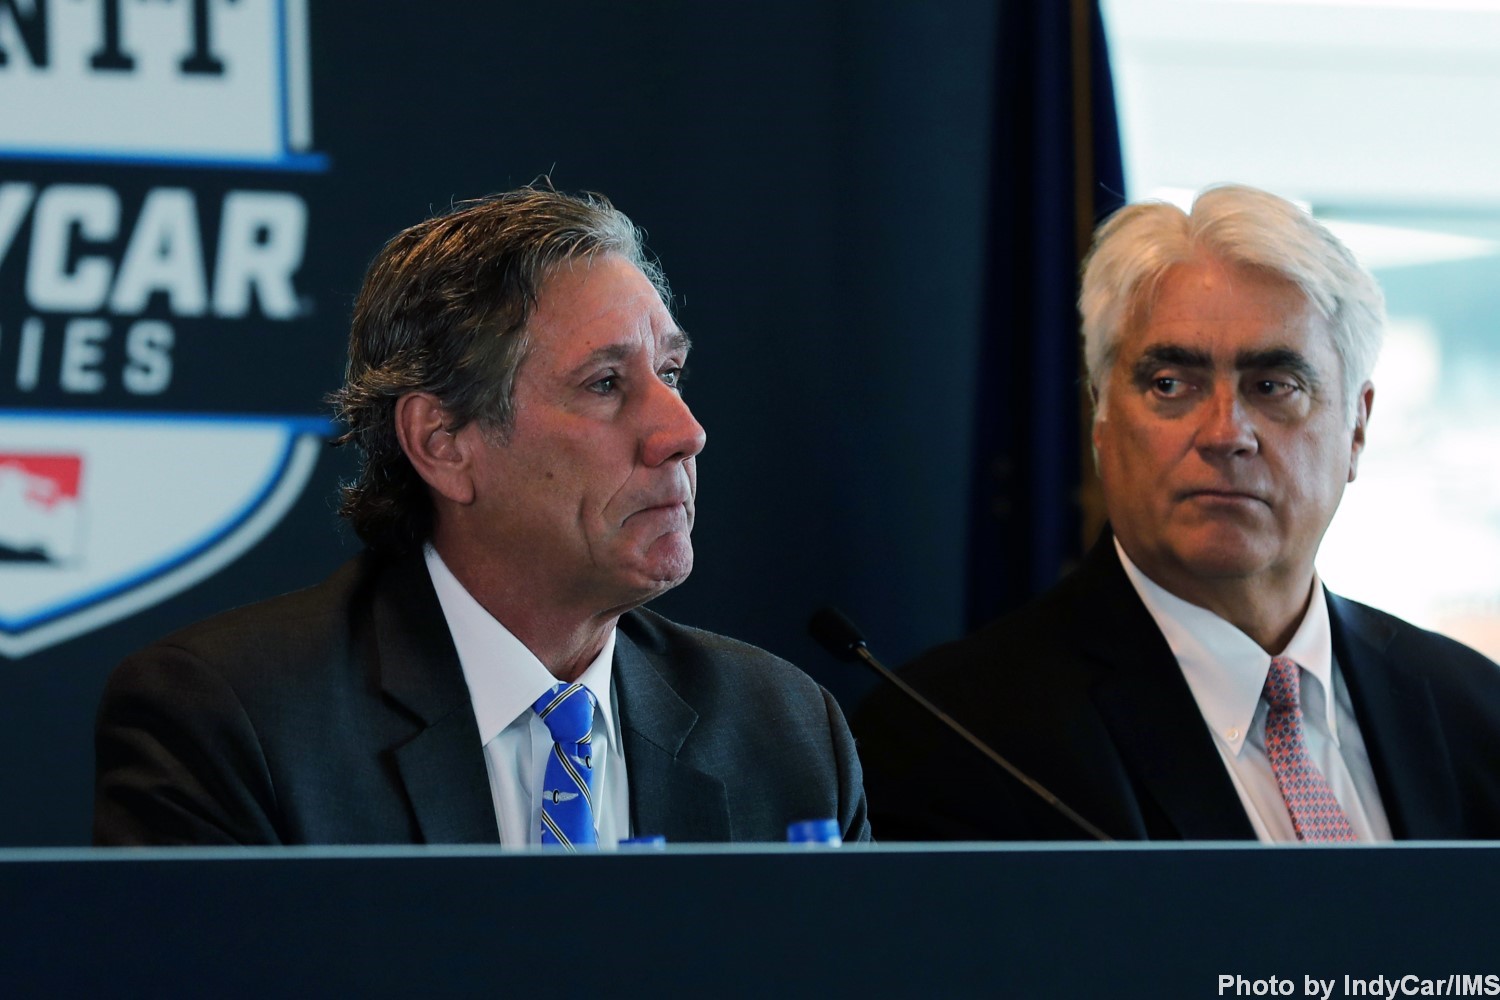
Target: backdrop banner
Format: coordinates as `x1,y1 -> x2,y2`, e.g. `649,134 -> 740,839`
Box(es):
1,0 -> 1007,844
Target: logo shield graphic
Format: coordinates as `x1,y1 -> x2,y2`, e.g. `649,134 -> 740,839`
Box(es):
0,1 -> 329,658
0,410 -> 328,658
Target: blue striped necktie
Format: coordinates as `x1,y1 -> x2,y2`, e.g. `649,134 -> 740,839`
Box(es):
532,683 -> 598,850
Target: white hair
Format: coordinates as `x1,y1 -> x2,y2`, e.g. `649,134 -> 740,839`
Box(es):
1078,184 -> 1385,422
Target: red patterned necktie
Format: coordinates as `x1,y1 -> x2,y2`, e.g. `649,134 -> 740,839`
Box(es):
1262,656 -> 1357,843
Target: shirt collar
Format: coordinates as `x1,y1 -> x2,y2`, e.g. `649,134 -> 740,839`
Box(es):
1114,538 -> 1337,756
423,544 -> 619,749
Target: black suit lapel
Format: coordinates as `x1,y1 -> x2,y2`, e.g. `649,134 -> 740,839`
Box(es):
1076,538 -> 1257,840
614,626 -> 731,843
1329,593 -> 1463,838
372,555 -> 498,845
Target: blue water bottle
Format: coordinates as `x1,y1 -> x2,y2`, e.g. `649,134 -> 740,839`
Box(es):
786,818 -> 842,847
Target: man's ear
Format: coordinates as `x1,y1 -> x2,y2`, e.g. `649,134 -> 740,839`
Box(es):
1089,382 -> 1106,453
1347,381 -> 1375,484
394,392 -> 475,505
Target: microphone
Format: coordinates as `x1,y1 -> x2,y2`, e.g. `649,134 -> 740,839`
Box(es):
809,606 -> 1112,843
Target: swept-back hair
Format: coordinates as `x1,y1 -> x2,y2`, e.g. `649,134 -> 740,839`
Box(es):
330,186 -> 668,552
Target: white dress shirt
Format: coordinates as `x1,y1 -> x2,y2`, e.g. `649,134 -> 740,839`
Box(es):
424,545 -> 632,847
1115,540 -> 1391,843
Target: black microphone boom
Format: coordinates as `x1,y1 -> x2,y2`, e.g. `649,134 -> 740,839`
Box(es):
809,606 -> 1112,843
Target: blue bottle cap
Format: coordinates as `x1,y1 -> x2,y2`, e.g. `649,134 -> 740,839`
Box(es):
786,818 -> 842,845
619,834 -> 667,850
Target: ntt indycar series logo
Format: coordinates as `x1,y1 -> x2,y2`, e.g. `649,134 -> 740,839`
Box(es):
0,0 -> 319,169
0,0 -> 328,657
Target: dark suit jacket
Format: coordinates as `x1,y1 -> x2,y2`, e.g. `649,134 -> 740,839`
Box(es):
853,536 -> 1500,841
94,551 -> 869,846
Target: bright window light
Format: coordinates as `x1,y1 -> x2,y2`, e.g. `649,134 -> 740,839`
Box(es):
1104,0 -> 1500,659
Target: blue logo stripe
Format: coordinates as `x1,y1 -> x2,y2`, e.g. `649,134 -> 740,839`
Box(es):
0,410 -> 334,436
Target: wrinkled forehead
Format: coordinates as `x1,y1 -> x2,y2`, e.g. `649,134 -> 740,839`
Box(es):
535,252 -> 662,306
527,255 -> 689,368
1123,257 -> 1326,354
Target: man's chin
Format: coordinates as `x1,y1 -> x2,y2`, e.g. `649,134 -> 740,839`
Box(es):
1172,535 -> 1276,580
622,539 -> 694,600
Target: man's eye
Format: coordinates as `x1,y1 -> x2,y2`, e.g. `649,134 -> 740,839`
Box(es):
660,366 -> 684,389
1254,379 -> 1298,398
589,374 -> 618,394
1153,377 -> 1189,397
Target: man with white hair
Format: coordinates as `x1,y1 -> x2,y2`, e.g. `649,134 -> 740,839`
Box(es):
856,184 -> 1500,842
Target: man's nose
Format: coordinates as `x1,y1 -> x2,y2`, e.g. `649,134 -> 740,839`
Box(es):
1196,384 -> 1257,457
641,379 -> 707,467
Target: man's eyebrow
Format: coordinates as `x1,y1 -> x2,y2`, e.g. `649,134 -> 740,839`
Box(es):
576,343 -> 633,369
1131,344 -> 1211,378
568,329 -> 693,373
1129,344 -> 1324,386
1235,347 -> 1320,385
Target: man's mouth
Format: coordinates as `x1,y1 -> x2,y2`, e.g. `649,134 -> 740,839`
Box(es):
625,499 -> 692,526
1180,488 -> 1268,507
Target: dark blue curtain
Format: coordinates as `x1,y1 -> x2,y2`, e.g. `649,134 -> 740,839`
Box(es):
965,0 -> 1125,627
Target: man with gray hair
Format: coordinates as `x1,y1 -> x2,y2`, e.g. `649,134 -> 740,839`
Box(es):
95,186 -> 869,847
856,184 -> 1500,842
